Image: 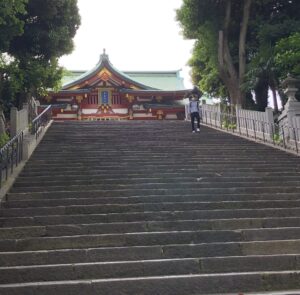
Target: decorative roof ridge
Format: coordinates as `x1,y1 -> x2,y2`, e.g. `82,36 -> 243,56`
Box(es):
119,88 -> 191,93
123,70 -> 182,74
65,69 -> 182,75
62,49 -> 159,90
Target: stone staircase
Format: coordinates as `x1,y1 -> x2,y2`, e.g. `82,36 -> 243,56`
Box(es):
1,120 -> 300,294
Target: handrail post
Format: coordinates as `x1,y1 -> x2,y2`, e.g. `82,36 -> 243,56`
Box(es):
214,112 -> 217,127
237,116 -> 241,135
262,122 -> 265,142
282,126 -> 286,149
245,118 -> 249,138
253,119 -> 256,140
293,127 -> 298,154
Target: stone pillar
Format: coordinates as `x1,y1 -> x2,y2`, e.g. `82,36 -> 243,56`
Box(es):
77,109 -> 82,121
22,103 -> 29,129
284,79 -> 299,127
10,107 -> 18,138
279,75 -> 300,141
185,103 -> 190,121
265,107 -> 274,140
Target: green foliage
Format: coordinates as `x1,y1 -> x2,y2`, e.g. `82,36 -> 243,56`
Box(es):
188,25 -> 227,99
0,55 -> 24,116
0,132 -> 9,147
19,57 -> 63,97
0,0 -> 80,113
9,0 -> 81,59
272,133 -> 283,144
176,0 -> 220,39
177,0 -> 300,109
0,0 -> 27,52
274,32 -> 300,79
222,120 -> 236,130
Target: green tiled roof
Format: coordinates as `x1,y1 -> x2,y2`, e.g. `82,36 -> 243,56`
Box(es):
62,70 -> 85,86
123,71 -> 185,90
62,69 -> 186,91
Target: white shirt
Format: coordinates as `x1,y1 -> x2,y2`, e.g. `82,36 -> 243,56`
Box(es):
189,100 -> 199,113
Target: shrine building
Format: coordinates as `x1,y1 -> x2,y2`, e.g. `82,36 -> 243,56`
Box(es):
45,50 -> 191,120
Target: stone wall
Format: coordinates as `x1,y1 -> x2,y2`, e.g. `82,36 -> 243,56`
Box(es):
10,104 -> 29,138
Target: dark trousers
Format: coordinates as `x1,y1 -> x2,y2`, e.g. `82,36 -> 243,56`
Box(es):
191,112 -> 200,131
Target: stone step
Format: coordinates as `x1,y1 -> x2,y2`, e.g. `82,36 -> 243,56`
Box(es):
14,171 -> 300,181
2,217 -> 300,239
0,227 -> 300,252
20,164 -> 300,173
0,230 -> 243,252
12,176 -> 300,187
4,205 -> 300,226
26,151 -> 294,157
8,185 -> 300,195
3,200 -> 300,217
1,254 -> 300,285
22,161 -> 298,170
18,167 -> 300,177
2,121 -> 300,294
26,158 -> 295,166
5,190 -> 300,202
2,207 -> 300,227
28,146 -> 292,154
1,271 -> 300,295
1,239 -> 300,267
3,193 -> 300,208
239,290 -> 300,295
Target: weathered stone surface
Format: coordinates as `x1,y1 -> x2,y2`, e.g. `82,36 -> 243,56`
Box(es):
1,121 -> 300,294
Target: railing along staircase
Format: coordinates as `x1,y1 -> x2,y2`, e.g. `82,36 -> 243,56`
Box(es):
0,120 -> 300,294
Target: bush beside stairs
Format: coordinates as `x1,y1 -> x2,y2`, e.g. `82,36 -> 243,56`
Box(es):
1,121 -> 300,294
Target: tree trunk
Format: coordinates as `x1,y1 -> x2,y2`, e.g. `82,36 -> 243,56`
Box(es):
239,0 -> 252,107
218,0 -> 239,105
269,77 -> 279,113
254,78 -> 269,111
270,85 -> 279,113
218,0 -> 252,108
0,109 -> 6,136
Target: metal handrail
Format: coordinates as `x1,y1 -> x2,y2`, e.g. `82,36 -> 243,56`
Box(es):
0,105 -> 52,187
0,131 -> 24,187
31,105 -> 52,139
201,110 -> 300,154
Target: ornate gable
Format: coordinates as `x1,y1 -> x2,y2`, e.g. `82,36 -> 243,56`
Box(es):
63,49 -> 157,91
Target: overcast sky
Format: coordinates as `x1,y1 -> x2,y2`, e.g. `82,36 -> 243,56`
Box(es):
59,0 -> 195,88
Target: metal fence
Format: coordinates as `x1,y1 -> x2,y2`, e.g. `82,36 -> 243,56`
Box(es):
31,105 -> 52,139
0,132 -> 24,187
201,109 -> 300,154
0,105 -> 52,188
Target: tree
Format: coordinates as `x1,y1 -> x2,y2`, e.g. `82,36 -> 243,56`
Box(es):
0,0 -> 27,52
0,0 -> 27,116
0,0 -> 80,108
244,1 -> 300,111
177,0 -> 253,107
177,0 -> 300,109
0,56 -> 23,114
274,32 -> 300,80
188,26 -> 228,100
9,0 -> 80,59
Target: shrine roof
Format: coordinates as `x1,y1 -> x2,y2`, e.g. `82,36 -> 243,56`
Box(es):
123,71 -> 185,90
62,51 -> 157,90
61,51 -> 187,91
